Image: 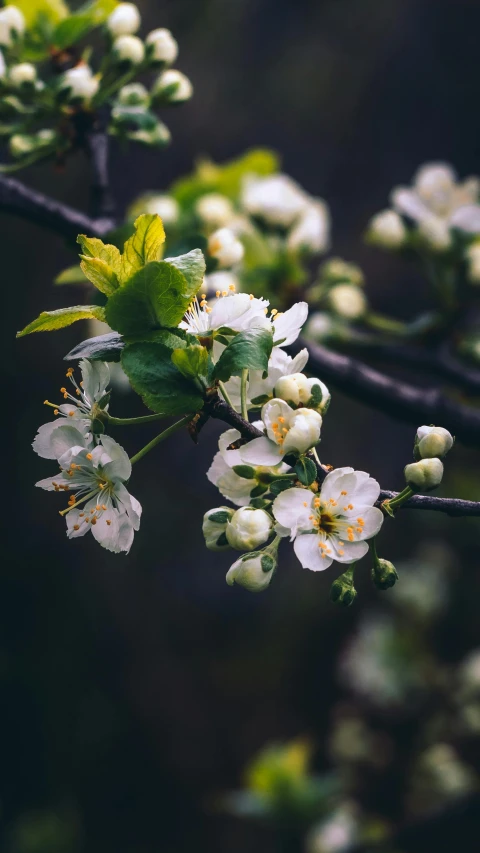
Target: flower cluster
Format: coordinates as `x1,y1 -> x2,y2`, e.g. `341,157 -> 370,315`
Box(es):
0,2 -> 192,170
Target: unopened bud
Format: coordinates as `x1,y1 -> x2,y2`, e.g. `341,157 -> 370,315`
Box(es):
225,506 -> 273,551
372,558 -> 398,590
328,284 -> 367,320
60,65 -> 99,101
274,373 -> 330,414
404,458 -> 444,491
113,34 -> 145,65
208,227 -> 244,268
287,200 -> 330,255
318,257 -> 364,287
0,5 -> 25,47
366,209 -> 407,249
8,129 -> 53,159
9,62 -> 36,87
107,2 -> 140,37
330,567 -> 357,607
145,28 -> 178,65
415,425 -> 454,459
117,82 -> 149,107
152,69 -> 193,103
226,550 -> 276,592
202,506 -> 234,551
196,193 -> 234,227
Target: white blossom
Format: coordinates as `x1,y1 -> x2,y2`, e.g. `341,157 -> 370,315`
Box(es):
225,506 -> 273,550
145,28 -> 178,65
60,65 -> 99,101
328,284 -> 367,320
404,458 -> 444,491
241,173 -> 310,227
287,200 -> 330,254
240,399 -> 322,466
208,227 -> 244,267
142,193 -> 179,224
107,3 -> 140,37
0,5 -> 25,47
306,804 -> 359,853
226,551 -> 276,591
274,372 -> 330,413
207,427 -> 288,506
113,34 -> 145,65
196,193 -> 235,227
366,209 -> 407,249
9,62 -> 36,87
223,346 -> 309,410
202,506 -> 234,550
272,467 -> 383,571
270,301 -> 308,346
153,69 -> 193,102
36,427 -> 141,554
416,425 -> 453,459
33,361 -> 110,459
391,161 -> 480,240
179,291 -> 269,336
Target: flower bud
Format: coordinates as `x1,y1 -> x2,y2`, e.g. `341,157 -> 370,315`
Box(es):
0,5 -> 25,47
415,425 -> 454,459
226,550 -> 276,592
202,506 -> 234,551
113,34 -> 145,65
196,193 -> 234,227
117,82 -> 149,107
208,227 -> 244,267
404,458 -> 444,491
262,399 -> 323,456
372,558 -> 398,590
106,2 -> 140,37
152,69 -> 193,102
225,506 -> 272,551
145,28 -> 178,65
328,284 -> 367,320
366,209 -> 407,249
9,62 -> 36,87
274,373 -> 330,414
60,65 -> 99,101
241,173 -> 309,227
9,133 -> 33,158
318,257 -> 365,287
330,567 -> 357,607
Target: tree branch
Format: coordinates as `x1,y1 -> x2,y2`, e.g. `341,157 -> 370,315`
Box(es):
0,172 -> 115,240
288,338 -> 480,448
206,397 -> 480,517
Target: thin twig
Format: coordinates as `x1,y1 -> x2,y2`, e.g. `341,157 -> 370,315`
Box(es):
207,397 -> 480,517
288,338 -> 480,448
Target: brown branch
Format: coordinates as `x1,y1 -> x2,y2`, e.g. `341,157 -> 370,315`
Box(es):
0,172 -> 115,240
206,396 -> 480,517
287,338 -> 480,448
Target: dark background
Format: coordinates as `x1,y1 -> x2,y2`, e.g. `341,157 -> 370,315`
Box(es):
2,0 -> 480,850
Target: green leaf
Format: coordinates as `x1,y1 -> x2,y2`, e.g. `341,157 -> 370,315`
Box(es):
171,345 -> 208,379
232,465 -> 255,479
80,257 -> 119,296
76,0 -> 118,24
269,480 -> 292,497
17,305 -> 105,337
54,265 -> 88,285
119,214 -> 165,283
213,327 -> 273,383
64,332 -> 124,362
125,329 -> 189,348
294,457 -> 317,487
208,510 -> 231,524
170,148 -> 280,206
77,235 -> 122,273
164,248 -> 206,295
122,342 -> 204,416
15,0 -> 68,25
105,261 -> 198,335
53,14 -> 94,48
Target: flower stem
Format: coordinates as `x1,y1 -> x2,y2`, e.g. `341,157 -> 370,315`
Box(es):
241,369 -> 249,421
107,412 -> 167,426
218,381 -> 235,410
129,415 -> 192,466
381,485 -> 414,515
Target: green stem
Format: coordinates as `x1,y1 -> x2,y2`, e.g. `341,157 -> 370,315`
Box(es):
365,312 -> 410,336
129,415 -> 192,466
240,369 -> 249,422
382,485 -> 414,515
107,412 -> 167,426
371,534 -> 379,563
218,381 -> 235,410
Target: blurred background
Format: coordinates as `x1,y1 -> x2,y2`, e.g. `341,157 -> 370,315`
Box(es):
3,0 -> 480,850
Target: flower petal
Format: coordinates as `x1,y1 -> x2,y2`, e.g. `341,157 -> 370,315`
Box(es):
329,537 -> 369,563
100,434 -> 131,481
272,487 -> 313,537
240,435 -> 284,466
272,302 -> 308,346
294,533 -> 333,571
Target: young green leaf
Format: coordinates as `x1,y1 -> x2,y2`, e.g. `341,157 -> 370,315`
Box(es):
54,265 -> 88,285
77,235 -> 121,272
171,345 -> 209,379
120,214 -> 166,283
294,457 -> 317,487
64,331 -> 124,362
17,305 -> 105,337
80,256 -> 119,296
122,342 -> 204,416
213,327 -> 273,383
163,249 -> 206,295
105,261 -> 198,335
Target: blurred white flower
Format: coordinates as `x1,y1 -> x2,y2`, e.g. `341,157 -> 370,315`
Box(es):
306,804 -> 359,853
0,5 -> 25,47
153,69 -> 193,102
287,200 -> 330,254
145,28 -> 178,65
9,62 -> 36,87
107,3 -> 141,37
208,227 -> 244,267
367,208 -> 407,249
113,34 -> 145,65
196,193 -> 235,227
60,65 -> 99,101
241,173 -> 310,227
328,284 -> 367,320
